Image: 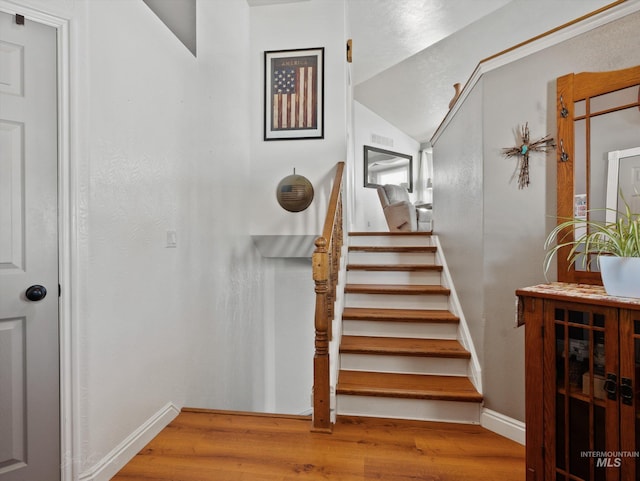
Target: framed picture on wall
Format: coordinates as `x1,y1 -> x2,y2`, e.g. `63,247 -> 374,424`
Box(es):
264,47 -> 324,141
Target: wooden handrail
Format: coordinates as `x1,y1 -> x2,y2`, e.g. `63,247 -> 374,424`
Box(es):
311,161 -> 345,433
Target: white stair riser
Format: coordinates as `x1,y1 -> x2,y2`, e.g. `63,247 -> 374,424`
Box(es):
342,320 -> 458,340
337,395 -> 481,424
350,236 -> 434,247
348,251 -> 436,265
340,353 -> 469,377
347,270 -> 441,285
346,293 -> 449,310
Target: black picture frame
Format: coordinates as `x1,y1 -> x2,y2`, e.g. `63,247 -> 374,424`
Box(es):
363,145 -> 413,193
264,47 -> 324,141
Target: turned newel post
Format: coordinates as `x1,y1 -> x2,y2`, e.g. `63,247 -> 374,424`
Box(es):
312,236 -> 331,432
309,161 -> 344,433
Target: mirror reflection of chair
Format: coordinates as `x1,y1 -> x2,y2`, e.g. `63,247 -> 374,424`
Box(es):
377,184 -> 432,232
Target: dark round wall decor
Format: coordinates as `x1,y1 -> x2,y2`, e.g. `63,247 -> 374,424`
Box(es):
276,171 -> 314,212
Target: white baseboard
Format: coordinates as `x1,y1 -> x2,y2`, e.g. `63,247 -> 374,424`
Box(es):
79,402 -> 180,481
480,408 -> 525,445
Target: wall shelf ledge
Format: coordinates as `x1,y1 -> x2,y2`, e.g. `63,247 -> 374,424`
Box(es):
252,235 -> 318,258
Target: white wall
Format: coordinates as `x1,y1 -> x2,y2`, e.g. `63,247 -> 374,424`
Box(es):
84,0 -> 270,474
9,0 -> 271,478
249,0 -> 348,236
248,0 -> 349,420
352,101 -> 421,231
5,2 -> 352,477
263,258 -> 315,415
432,10 -> 640,422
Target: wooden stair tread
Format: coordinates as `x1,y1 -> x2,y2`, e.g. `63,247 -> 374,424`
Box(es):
349,231 -> 433,237
347,264 -> 443,272
337,371 -> 482,402
342,307 -> 459,323
340,336 -> 470,358
349,245 -> 436,253
345,284 -> 450,295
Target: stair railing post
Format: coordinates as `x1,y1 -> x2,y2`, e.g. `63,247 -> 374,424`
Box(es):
310,161 -> 345,433
311,236 -> 331,432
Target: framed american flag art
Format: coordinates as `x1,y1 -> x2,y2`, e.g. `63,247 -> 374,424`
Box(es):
264,47 -> 324,140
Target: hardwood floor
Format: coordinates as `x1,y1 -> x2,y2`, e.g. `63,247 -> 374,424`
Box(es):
112,409 -> 525,481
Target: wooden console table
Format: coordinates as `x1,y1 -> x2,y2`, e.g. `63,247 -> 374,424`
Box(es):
517,282 -> 640,481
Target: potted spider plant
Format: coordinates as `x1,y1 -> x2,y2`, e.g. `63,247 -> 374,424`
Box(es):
544,195 -> 640,298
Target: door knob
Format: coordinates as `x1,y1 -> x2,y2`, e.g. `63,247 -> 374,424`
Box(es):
25,285 -> 47,302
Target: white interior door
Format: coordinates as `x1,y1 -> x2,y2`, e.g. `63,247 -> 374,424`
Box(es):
0,11 -> 60,481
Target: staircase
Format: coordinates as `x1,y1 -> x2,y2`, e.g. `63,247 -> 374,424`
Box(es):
335,231 -> 482,424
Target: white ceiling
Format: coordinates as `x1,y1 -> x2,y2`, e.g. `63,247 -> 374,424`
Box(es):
347,0 -> 513,85
348,0 -> 618,143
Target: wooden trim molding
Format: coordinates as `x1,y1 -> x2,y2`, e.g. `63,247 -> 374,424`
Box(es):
182,407 -> 311,421
555,65 -> 640,284
431,0 -> 640,145
78,403 -> 180,481
480,408 -> 526,445
433,236 -> 483,394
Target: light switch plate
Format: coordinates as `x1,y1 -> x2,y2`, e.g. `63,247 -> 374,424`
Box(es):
166,230 -> 177,248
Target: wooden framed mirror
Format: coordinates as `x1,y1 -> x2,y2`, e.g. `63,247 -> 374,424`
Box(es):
556,65 -> 640,284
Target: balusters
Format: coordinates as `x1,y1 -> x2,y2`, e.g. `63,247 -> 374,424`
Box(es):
311,162 -> 345,432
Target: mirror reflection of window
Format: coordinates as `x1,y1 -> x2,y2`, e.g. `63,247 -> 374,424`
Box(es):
364,145 -> 413,192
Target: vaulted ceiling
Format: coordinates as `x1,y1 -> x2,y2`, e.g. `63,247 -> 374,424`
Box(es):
348,0 -> 617,143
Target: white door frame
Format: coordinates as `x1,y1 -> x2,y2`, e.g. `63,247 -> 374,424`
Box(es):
0,3 -> 77,480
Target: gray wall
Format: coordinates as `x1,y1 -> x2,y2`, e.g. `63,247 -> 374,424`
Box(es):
433,82 -> 486,369
143,0 -> 196,55
433,11 -> 640,421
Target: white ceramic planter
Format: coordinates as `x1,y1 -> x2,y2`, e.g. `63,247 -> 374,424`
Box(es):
599,256 -> 640,298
